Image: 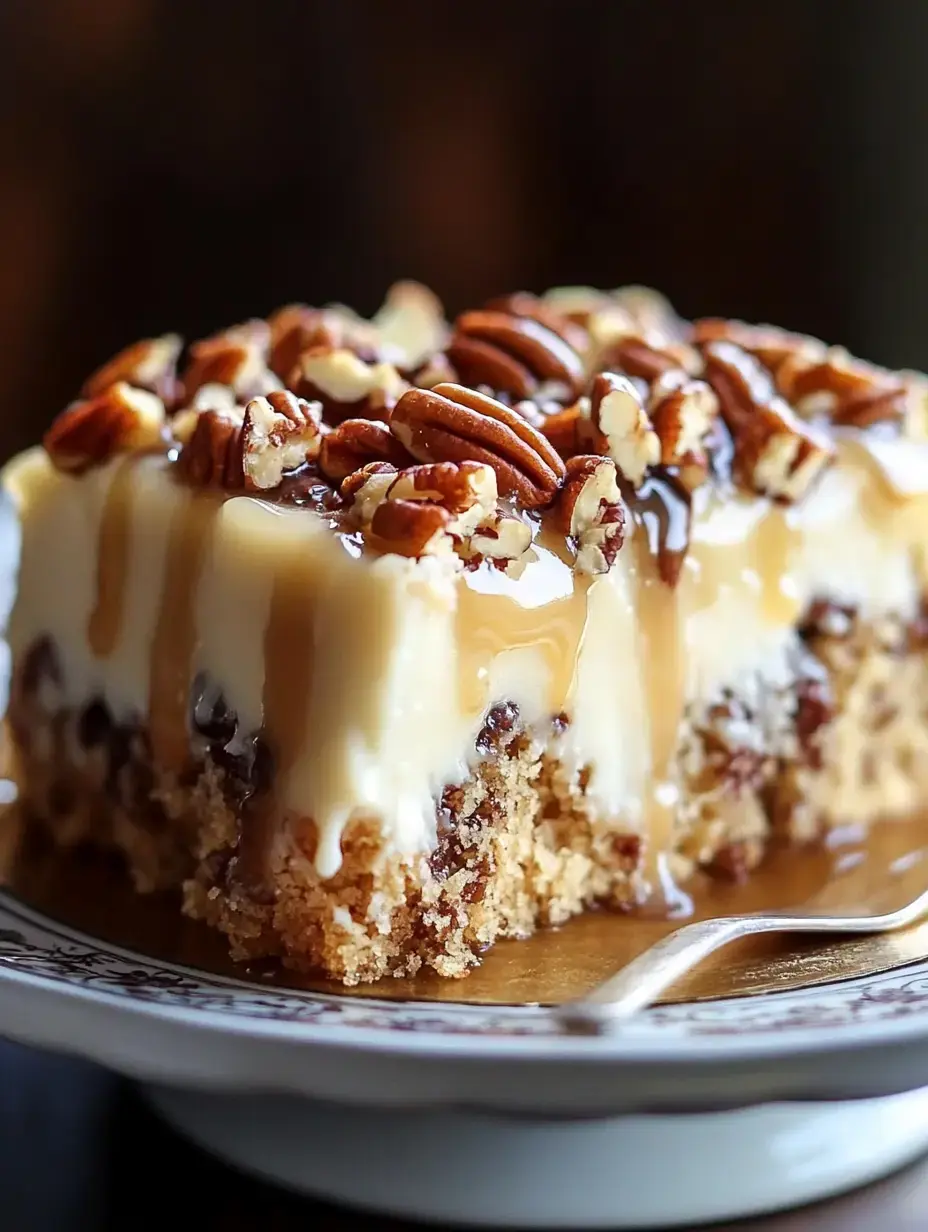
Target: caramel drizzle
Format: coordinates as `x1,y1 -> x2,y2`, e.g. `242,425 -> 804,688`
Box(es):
262,561 -> 316,780
148,494 -> 219,770
456,534 -> 589,718
633,540 -> 685,884
232,550 -> 317,895
87,459 -> 136,658
632,474 -> 805,894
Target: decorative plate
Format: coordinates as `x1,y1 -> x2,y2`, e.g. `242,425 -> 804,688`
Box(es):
3,882 -> 928,1120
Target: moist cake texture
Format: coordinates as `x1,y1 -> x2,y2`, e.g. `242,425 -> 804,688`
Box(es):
5,283 -> 928,983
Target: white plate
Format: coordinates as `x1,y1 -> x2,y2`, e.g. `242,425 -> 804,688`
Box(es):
5,887 -> 928,1225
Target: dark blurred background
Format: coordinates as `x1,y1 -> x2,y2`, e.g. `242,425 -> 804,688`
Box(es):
1,0 -> 927,460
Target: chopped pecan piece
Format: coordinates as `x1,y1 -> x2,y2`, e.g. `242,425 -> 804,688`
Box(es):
341,458 -> 503,562
447,309 -> 585,400
467,510 -> 532,566
319,419 -> 412,482
779,348 -> 909,428
543,285 -> 685,350
648,371 -> 720,467
693,318 -> 826,380
183,320 -> 280,402
341,462 -> 398,522
553,455 -> 626,574
387,461 -> 498,536
290,346 -> 407,425
267,303 -> 325,380
390,382 -> 566,508
601,334 -> 701,384
610,285 -> 689,342
176,408 -> 245,489
702,341 -> 834,502
372,280 -> 448,371
695,319 -> 906,429
412,352 -> 458,389
44,383 -> 166,475
82,334 -> 183,403
485,291 -> 589,353
177,391 -> 322,492
241,391 -> 324,490
369,499 -> 456,559
538,400 -> 584,459
169,382 -> 242,447
589,373 -> 660,486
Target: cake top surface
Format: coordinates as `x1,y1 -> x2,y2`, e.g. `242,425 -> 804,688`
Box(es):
34,282 -> 928,584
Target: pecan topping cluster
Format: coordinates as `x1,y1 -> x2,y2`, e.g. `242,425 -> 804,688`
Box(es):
43,280 -> 925,583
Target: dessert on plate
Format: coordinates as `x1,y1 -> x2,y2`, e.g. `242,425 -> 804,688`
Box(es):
4,282 -> 928,984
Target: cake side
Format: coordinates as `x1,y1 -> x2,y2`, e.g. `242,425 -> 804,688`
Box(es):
5,283 -> 928,983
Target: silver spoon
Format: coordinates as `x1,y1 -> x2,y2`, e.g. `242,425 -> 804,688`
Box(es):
555,856 -> 928,1035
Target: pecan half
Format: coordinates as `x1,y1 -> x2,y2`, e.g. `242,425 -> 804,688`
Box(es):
82,334 -> 183,403
589,373 -> 660,486
778,348 -> 909,428
601,334 -> 701,384
693,318 -> 825,380
44,383 -> 166,475
390,382 -> 566,508
552,455 -> 626,574
447,309 -> 585,400
241,391 -> 324,490
702,341 -> 834,502
176,409 -> 245,489
485,291 -> 589,353
319,418 -> 412,482
289,346 -> 407,425
183,320 -> 280,402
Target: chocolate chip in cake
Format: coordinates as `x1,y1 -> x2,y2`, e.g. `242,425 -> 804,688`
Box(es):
191,673 -> 238,746
799,599 -> 855,641
612,834 -> 642,872
20,636 -> 61,697
77,698 -> 112,748
794,676 -> 835,769
476,701 -> 520,754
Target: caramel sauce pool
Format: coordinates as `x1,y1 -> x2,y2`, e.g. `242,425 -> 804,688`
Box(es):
4,810 -> 927,1007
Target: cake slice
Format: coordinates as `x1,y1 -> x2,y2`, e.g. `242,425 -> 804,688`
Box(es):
5,283 -> 928,984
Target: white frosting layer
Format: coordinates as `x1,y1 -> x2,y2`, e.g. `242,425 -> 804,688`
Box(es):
4,439 -> 928,877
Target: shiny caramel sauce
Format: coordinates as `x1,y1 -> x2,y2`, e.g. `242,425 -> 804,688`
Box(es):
3,810 -> 927,1007
455,528 -> 590,718
87,459 -> 136,658
233,542 -> 319,896
148,494 -> 221,770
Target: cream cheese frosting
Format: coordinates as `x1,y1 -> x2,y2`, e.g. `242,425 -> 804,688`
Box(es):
4,438 -> 928,878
